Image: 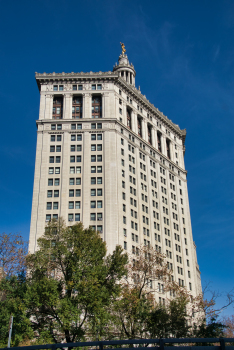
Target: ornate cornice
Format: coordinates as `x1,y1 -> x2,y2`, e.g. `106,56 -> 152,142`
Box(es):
35,71 -> 186,143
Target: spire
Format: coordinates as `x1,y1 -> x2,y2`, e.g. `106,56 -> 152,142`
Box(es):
113,43 -> 136,86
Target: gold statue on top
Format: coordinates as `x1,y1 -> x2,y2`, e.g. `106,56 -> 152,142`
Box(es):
120,42 -> 126,55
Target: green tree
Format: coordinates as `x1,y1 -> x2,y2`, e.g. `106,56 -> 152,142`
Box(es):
26,219 -> 128,343
0,233 -> 32,347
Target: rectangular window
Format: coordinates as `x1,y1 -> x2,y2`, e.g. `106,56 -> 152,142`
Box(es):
69,201 -> 74,209
97,200 -> 102,208
97,189 -> 102,196
54,190 -> 59,197
76,189 -> 81,197
47,202 -> 52,210
97,177 -> 102,184
91,189 -> 96,196
53,202 -> 58,210
75,201 -> 80,209
75,214 -> 80,221
77,156 -> 81,162
91,201 -> 96,208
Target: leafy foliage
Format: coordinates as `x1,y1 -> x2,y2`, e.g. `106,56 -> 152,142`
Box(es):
26,219 -> 128,343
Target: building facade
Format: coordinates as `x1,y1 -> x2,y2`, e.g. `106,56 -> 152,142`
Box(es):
29,50 -> 202,299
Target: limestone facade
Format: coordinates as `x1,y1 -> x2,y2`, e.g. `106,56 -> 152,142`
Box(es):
29,53 -> 202,300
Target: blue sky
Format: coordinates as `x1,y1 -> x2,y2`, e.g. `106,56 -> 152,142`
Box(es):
0,0 -> 233,316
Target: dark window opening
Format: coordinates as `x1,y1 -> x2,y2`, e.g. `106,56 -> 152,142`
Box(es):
166,139 -> 171,159
148,125 -> 152,145
137,117 -> 142,137
157,132 -> 162,152
92,96 -> 102,118
72,96 -> 82,119
53,97 -> 63,119
127,108 -> 132,130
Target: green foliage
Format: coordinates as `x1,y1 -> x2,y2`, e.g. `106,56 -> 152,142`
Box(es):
0,273 -> 34,347
147,296 -> 191,338
26,220 -> 128,343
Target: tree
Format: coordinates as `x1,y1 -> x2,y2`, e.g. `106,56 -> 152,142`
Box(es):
0,273 -> 34,347
26,219 -> 128,344
111,245 -> 186,339
0,232 -> 28,278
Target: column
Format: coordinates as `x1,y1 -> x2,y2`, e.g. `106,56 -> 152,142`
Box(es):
151,127 -> 157,149
64,93 -> 72,119
142,119 -> 148,142
83,93 -> 91,119
131,110 -> 137,135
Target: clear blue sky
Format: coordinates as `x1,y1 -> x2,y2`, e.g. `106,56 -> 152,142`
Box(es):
0,0 -> 233,316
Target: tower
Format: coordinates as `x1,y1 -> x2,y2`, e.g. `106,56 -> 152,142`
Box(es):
29,47 -> 202,299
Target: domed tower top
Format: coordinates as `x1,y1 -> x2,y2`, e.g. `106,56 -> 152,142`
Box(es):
113,43 -> 136,87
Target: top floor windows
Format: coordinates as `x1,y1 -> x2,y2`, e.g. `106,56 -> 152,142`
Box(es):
137,117 -> 142,137
148,125 -> 152,145
53,97 -> 63,119
127,108 -> 132,130
157,132 -> 162,153
92,96 -> 102,118
72,96 -> 82,119
166,139 -> 171,159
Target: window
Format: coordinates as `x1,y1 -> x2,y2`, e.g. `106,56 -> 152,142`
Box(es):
91,145 -> 96,151
77,134 -> 82,141
46,214 -> 51,221
97,155 -> 102,162
97,189 -> 102,196
77,145 -> 82,152
48,179 -> 53,186
54,190 -> 59,197
53,85 -> 58,91
49,156 -> 54,163
127,108 -> 132,129
68,214 -> 73,221
75,214 -> 80,221
91,166 -> 96,173
97,166 -> 102,173
75,201 -> 80,209
91,177 -> 96,184
55,167 -> 60,174
47,202 -> 52,210
97,177 -> 102,184
47,190 -> 52,198
97,144 -> 102,151
91,155 -> 96,162
124,241 -> 127,250
76,189 -> 81,197
91,201 -> 96,208
76,178 -> 81,185
72,96 -> 82,119
91,213 -> 96,221
56,156 -> 60,163
92,96 -> 102,118
77,156 -> 81,162
97,200 -> 102,208
70,156 -> 75,163
69,190 -> 74,197
53,202 -> 58,210
53,97 -> 63,119
70,178 -> 75,185
91,189 -> 96,196
56,145 -> 61,152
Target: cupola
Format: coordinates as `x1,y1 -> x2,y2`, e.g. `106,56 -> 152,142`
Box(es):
113,43 -> 136,87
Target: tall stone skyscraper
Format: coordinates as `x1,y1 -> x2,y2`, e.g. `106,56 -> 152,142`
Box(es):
29,47 -> 202,299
